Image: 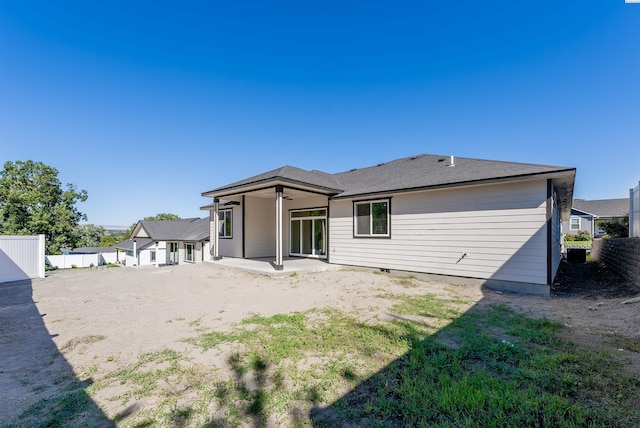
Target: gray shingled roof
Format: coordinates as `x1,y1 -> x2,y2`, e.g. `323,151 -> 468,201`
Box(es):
203,154 -> 575,200
134,218 -> 209,241
115,239 -> 134,251
203,165 -> 342,196
332,154 -> 573,198
572,198 -> 629,218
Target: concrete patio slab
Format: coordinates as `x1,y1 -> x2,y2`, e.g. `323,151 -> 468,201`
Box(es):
206,257 -> 342,276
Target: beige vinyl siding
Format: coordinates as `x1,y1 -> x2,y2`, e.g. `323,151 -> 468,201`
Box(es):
245,196 -> 276,257
329,179 -> 549,284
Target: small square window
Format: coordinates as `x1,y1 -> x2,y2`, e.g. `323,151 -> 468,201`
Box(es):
354,199 -> 390,237
570,218 -> 580,230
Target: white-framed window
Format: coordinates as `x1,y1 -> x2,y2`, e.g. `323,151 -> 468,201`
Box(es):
185,243 -> 194,262
570,217 -> 580,230
150,250 -> 156,262
219,209 -> 232,238
354,199 -> 390,237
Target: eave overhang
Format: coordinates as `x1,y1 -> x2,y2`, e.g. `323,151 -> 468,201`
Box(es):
201,177 -> 342,200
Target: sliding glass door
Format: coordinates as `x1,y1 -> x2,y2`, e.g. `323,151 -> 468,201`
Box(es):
290,209 -> 326,258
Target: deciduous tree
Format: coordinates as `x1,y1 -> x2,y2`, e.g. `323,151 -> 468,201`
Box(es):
0,160 -> 88,254
74,224 -> 105,248
144,213 -> 180,221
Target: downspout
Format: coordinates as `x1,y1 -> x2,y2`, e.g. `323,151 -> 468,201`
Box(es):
326,197 -> 331,264
546,179 -> 553,286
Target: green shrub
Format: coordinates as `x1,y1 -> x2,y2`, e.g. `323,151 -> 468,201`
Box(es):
599,214 -> 629,238
564,233 -> 576,241
576,231 -> 591,241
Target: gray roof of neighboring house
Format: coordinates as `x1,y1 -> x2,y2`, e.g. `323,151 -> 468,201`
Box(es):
115,239 -> 134,251
572,198 -> 629,218
61,246 -> 117,254
131,218 -> 210,242
202,154 -> 575,201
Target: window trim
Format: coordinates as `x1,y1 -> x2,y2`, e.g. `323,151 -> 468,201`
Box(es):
150,250 -> 156,263
219,208 -> 233,239
570,217 -> 580,231
353,198 -> 391,238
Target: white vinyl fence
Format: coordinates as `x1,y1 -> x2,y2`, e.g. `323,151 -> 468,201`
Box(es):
0,235 -> 46,283
631,181 -> 640,238
46,251 -> 122,269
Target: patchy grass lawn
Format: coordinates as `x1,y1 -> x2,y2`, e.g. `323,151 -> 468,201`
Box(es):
11,293 -> 640,427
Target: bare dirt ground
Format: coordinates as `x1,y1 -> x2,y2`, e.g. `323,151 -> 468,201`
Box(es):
1,260 -> 638,425
481,260 -> 640,378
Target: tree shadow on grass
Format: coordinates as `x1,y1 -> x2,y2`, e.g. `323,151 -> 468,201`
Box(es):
309,293 -> 640,427
203,352 -> 275,428
0,279 -> 113,427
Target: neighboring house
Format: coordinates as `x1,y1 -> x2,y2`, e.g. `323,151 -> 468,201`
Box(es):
562,198 -> 629,238
201,154 -> 576,295
117,218 -> 210,267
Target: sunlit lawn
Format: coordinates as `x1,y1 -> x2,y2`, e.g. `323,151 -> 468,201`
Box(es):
13,284 -> 640,428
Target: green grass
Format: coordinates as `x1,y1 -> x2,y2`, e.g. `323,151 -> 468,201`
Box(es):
12,380 -> 104,428
565,240 -> 592,247
316,304 -> 640,427
13,284 -> 639,427
184,302 -> 640,427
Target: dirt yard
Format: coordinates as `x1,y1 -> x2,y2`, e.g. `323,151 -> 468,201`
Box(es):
1,260 -> 638,425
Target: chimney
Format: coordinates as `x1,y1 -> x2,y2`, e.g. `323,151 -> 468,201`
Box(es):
449,155 -> 455,167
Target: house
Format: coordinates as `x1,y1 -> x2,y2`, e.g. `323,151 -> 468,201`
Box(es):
201,154 -> 575,295
563,198 -> 629,238
117,218 -> 210,267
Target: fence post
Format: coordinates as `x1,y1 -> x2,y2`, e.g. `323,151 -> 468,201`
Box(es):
631,186 -> 635,238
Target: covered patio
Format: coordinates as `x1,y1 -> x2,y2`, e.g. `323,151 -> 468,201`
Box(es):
207,257 -> 342,277
201,166 -> 343,271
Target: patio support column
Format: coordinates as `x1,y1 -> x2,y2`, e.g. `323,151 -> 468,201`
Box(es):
275,185 -> 284,270
155,241 -> 159,267
212,198 -> 222,260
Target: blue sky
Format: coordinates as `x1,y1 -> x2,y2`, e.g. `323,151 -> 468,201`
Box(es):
1,1 -> 639,226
